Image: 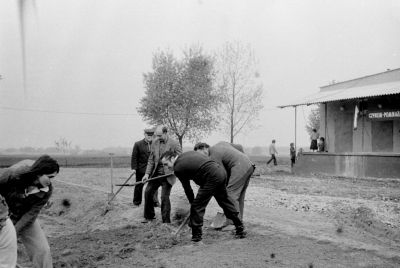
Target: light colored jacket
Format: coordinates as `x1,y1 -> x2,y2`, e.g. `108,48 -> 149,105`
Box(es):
269,143 -> 278,155
145,135 -> 182,185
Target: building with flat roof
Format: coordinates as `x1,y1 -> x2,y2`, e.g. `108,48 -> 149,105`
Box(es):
279,68 -> 400,178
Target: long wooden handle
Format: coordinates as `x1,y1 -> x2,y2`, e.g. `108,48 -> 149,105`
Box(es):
115,173 -> 173,186
173,213 -> 190,236
107,172 -> 135,204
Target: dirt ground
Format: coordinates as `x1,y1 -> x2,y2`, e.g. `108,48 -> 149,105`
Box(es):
16,164 -> 400,267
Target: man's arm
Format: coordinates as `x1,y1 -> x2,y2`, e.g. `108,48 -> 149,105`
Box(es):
131,142 -> 139,170
13,193 -> 50,234
144,142 -> 156,176
179,178 -> 194,204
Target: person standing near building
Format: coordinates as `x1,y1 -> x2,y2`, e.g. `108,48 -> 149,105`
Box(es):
161,150 -> 246,244
0,194 -> 17,268
310,128 -> 319,152
194,142 -> 255,226
318,137 -> 326,152
131,128 -> 159,207
266,139 -> 278,166
141,126 -> 181,223
0,155 -> 60,268
290,142 -> 296,168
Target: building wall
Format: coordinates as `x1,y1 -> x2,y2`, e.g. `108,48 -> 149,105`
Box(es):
320,97 -> 400,153
394,120 -> 400,152
295,152 -> 400,178
319,103 -> 336,153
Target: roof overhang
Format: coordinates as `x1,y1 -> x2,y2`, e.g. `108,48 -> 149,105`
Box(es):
278,81 -> 400,108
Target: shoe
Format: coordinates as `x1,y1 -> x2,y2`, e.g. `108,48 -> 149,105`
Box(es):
141,218 -> 155,223
191,227 -> 202,242
191,240 -> 204,246
153,202 -> 160,208
235,225 -> 247,239
184,240 -> 205,249
235,230 -> 247,239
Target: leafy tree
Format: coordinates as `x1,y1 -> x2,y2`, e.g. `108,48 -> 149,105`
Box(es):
55,137 -> 72,166
138,47 -> 220,146
216,41 -> 264,143
305,106 -> 321,136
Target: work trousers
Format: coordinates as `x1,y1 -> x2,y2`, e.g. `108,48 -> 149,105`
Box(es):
144,174 -> 172,223
0,218 -> 17,268
227,164 -> 255,220
133,172 -> 159,206
19,219 -> 53,268
267,154 -> 277,165
190,164 -> 242,229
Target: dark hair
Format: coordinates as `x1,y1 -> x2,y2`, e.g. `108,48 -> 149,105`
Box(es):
193,142 -> 210,151
160,150 -> 178,161
320,137 -> 325,141
18,155 -> 59,187
313,129 -> 317,132
162,126 -> 168,133
30,155 -> 59,176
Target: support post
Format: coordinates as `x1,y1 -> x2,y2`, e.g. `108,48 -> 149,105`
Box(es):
109,153 -> 114,195
294,106 -> 297,150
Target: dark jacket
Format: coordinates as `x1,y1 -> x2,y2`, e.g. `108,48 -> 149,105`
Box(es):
173,151 -> 222,203
0,161 -> 52,233
131,138 -> 152,174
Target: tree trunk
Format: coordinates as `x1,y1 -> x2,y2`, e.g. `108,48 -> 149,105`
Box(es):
230,83 -> 235,143
178,135 -> 183,149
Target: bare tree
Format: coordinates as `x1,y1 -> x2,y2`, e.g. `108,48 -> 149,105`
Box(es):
55,137 -> 72,166
216,41 -> 264,143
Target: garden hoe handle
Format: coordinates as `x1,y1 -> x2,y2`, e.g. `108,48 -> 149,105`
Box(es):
107,171 -> 135,204
114,173 -> 174,187
173,213 -> 190,236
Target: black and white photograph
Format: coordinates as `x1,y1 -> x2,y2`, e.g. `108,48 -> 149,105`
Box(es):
1,0 -> 400,267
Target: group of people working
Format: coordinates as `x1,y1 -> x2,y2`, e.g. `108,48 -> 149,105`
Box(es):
131,126 -> 255,244
0,125 -> 255,267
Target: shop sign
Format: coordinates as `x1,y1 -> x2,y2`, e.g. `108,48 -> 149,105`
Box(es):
367,110 -> 400,120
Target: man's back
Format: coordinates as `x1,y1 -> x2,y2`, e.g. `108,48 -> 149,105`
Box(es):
209,141 -> 252,171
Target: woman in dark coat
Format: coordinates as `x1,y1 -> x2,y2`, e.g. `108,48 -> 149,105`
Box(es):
0,155 -> 59,268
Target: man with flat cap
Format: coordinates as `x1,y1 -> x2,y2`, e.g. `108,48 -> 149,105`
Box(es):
142,125 -> 181,223
131,128 -> 159,207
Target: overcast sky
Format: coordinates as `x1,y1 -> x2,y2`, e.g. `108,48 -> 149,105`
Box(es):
1,0 -> 400,150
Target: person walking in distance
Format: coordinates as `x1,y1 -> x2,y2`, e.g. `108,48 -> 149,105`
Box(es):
290,142 -> 296,168
0,155 -> 60,268
131,128 -> 159,207
141,126 -> 182,223
266,139 -> 278,166
161,150 -> 246,244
